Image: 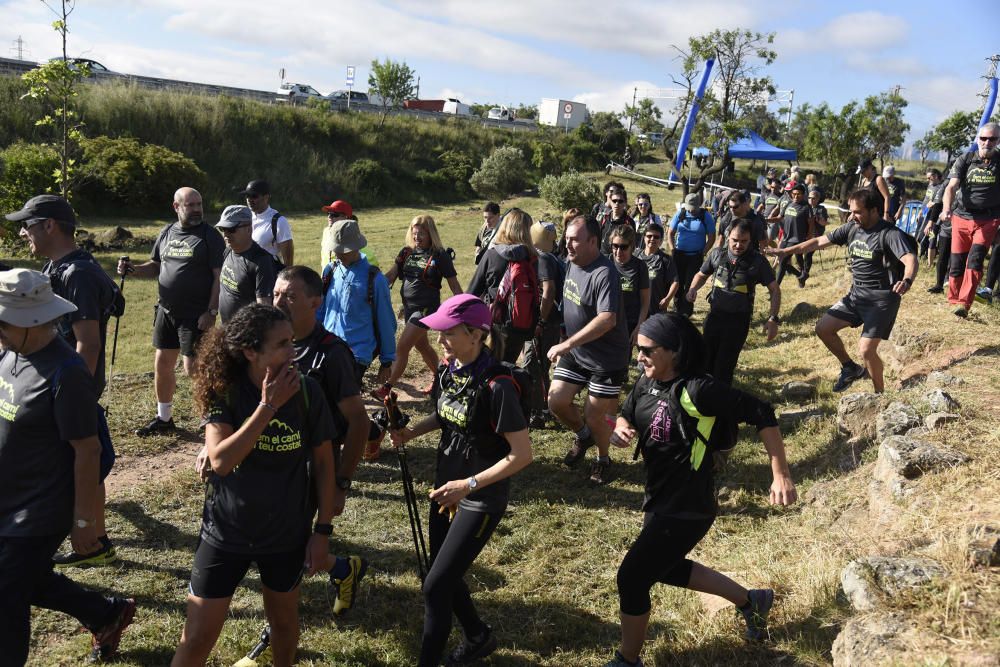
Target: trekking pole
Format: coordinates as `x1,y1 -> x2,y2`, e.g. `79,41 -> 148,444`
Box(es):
106,256 -> 128,416
387,392 -> 430,581
232,625 -> 270,667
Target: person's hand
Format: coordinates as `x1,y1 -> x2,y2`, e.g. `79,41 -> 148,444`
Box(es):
764,247 -> 785,258
630,328 -> 639,347
332,487 -> 346,517
116,258 -> 133,276
763,320 -> 779,341
769,474 -> 797,506
547,341 -> 569,364
923,223 -> 933,235
686,288 -> 698,303
610,422 -> 636,448
429,479 -> 471,513
376,365 -> 392,386
261,364 -> 300,411
195,444 -> 212,481
939,209 -> 951,221
71,522 -> 102,556
197,311 -> 216,331
659,296 -> 671,311
891,279 -> 911,296
304,532 -> 329,576
389,427 -> 412,448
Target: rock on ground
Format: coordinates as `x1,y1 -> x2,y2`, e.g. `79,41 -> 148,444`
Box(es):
876,435 -> 970,482
841,556 -> 946,611
925,388 -> 961,412
967,525 -> 1000,568
778,406 -> 823,429
837,392 -> 882,441
926,370 -> 965,387
924,412 -> 960,430
876,402 -> 921,442
781,381 -> 817,402
832,613 -> 913,667
788,301 -> 823,321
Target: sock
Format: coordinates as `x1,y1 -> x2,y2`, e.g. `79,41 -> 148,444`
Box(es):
575,424 -> 592,441
157,402 -> 173,421
597,455 -> 610,464
329,556 -> 350,580
99,534 -> 111,548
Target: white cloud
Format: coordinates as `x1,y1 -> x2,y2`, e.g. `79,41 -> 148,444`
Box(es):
571,80 -> 672,115
437,88 -> 468,102
906,76 -> 983,118
776,11 -> 909,55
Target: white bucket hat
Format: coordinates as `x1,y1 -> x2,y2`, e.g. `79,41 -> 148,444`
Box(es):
0,269 -> 77,327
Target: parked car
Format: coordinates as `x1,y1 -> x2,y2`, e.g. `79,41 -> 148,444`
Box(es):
326,89 -> 369,104
276,82 -> 322,103
487,106 -> 514,121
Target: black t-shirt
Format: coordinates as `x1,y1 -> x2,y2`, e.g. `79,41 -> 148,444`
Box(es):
811,205 -> 829,235
43,249 -> 117,394
614,255 -> 650,328
0,338 -> 98,537
219,242 -> 277,323
762,193 -> 782,218
396,246 -> 457,311
598,212 -> 636,255
885,177 -> 906,216
474,224 -> 499,264
718,210 -> 767,246
621,374 -> 777,518
536,250 -> 565,324
151,221 -> 226,318
638,250 -> 677,314
699,247 -> 775,315
949,149 -> 1000,217
201,375 -> 336,554
293,324 -> 360,441
563,255 -> 630,372
434,352 -> 527,513
826,219 -> 915,289
781,201 -> 811,245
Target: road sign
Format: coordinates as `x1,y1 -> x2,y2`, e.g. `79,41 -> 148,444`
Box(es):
346,65 -> 355,86
563,102 -> 573,114
563,112 -> 572,119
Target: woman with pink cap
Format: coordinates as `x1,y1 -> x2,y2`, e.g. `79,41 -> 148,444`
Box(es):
391,293 -> 532,666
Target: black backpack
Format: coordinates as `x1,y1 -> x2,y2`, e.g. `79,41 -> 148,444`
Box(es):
269,211 -> 286,271
440,361 -> 533,435
47,252 -> 125,320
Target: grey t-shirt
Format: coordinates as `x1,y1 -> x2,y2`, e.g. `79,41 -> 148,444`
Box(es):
563,255 -> 630,372
638,250 -> 677,314
826,219 -> 915,289
219,242 -> 277,323
0,338 -> 98,537
151,221 -> 225,318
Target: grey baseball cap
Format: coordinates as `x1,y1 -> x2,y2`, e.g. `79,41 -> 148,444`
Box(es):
216,205 -> 253,229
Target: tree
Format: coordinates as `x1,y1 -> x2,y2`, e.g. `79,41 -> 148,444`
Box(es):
782,102 -> 813,157
913,134 -> 932,165
578,112 -> 630,158
855,89 -> 909,166
802,101 -> 863,204
367,58 -> 416,129
514,104 -> 538,120
20,0 -> 86,199
926,110 -> 978,163
622,98 -> 663,134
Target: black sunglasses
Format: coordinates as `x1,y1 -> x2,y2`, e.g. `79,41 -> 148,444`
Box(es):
20,217 -> 48,229
979,135 -> 999,142
611,243 -> 631,251
636,344 -> 661,356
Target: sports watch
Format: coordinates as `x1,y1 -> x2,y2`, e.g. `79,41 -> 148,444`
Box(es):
467,476 -> 479,490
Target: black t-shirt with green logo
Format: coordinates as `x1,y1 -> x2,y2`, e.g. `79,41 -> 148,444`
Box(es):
614,255 -> 650,328
949,150 -> 1000,218
637,250 -> 677,314
201,375 -> 336,554
219,242 -> 277,323
781,201 -> 811,244
396,247 -> 457,312
826,219 -> 914,289
0,338 -> 98,537
700,247 -> 775,315
562,255 -> 630,372
151,221 -> 225,318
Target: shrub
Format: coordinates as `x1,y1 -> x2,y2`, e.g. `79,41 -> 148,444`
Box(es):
437,149 -> 474,194
347,158 -> 393,205
531,140 -> 562,176
0,142 -> 60,238
538,170 -> 601,213
469,145 -> 528,200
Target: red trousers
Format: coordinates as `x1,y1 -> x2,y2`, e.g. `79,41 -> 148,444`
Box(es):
948,214 -> 1000,307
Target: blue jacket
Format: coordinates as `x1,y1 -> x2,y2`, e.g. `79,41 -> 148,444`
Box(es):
319,257 -> 396,365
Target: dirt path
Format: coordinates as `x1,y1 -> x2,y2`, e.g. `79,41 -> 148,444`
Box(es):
104,440 -> 202,496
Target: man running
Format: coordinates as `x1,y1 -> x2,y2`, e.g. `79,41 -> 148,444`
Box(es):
768,189 -> 918,394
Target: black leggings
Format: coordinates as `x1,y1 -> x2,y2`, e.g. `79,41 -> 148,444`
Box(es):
418,503 -> 502,667
673,252 -> 704,317
986,235 -> 1000,292
934,235 -> 952,290
617,513 -> 715,616
521,321 -> 560,414
702,310 -> 751,385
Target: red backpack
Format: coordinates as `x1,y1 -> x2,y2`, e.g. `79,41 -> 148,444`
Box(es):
491,256 -> 540,333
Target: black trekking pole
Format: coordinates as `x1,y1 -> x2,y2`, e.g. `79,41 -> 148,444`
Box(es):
106,256 -> 128,416
387,392 -> 430,581
232,625 -> 270,667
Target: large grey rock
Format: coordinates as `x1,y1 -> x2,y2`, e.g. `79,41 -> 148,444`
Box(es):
926,370 -> 964,387
778,406 -> 823,429
967,525 -> 1000,568
924,412 -> 960,430
883,323 -> 929,373
876,435 -> 970,481
788,301 -> 822,321
876,402 -> 921,442
94,226 -> 133,247
841,557 -> 946,611
831,613 -> 914,667
837,392 -> 882,441
781,381 -> 816,402
925,388 -> 960,412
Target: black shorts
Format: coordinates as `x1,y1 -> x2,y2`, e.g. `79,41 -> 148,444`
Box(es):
552,354 -> 626,399
152,304 -> 204,356
403,304 -> 434,328
189,540 -> 306,599
827,287 -> 900,340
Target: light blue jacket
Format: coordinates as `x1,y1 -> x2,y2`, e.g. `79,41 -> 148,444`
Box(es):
319,257 -> 396,365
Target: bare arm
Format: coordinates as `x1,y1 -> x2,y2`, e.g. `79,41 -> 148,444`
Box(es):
69,436 -> 102,555
940,177 -> 960,218
278,239 -> 294,267
335,395 -> 369,480
891,253 -> 920,295
768,234 -> 831,258
117,258 -> 159,279
198,268 -> 222,330
446,275 -> 462,296
305,440 -> 334,575
758,426 -> 796,505
539,280 -> 555,322
71,320 -> 101,377
876,176 -> 891,219
686,271 -> 710,302
662,280 -> 679,307
384,262 -> 399,285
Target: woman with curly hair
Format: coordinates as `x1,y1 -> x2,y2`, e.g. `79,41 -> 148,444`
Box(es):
376,215 -> 461,399
172,304 -> 336,667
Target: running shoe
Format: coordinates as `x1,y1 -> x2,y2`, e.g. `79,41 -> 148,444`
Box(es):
528,412 -> 547,430
926,285 -> 944,294
445,625 -> 497,665
331,555 -> 368,615
603,650 -> 645,667
953,306 -> 969,318
975,288 -> 993,305
53,540 -> 118,568
135,416 -> 175,437
562,432 -> 595,468
832,363 -> 868,392
738,588 -> 774,641
589,458 -> 611,485
89,597 -> 136,662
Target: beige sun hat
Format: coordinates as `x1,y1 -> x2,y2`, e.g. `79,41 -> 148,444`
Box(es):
0,269 -> 77,327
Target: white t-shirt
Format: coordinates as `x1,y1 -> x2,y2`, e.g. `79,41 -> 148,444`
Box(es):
250,206 -> 293,258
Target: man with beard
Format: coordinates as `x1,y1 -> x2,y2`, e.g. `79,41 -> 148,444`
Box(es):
118,188 -> 224,436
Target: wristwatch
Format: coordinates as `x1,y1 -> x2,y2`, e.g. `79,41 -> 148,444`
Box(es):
208,308 -> 219,317
335,476 -> 352,491
467,476 -> 479,491
902,277 -> 913,287
75,518 -> 96,528
313,523 -> 333,536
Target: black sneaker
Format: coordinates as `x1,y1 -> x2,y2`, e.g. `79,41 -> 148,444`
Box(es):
797,275 -> 808,289
589,458 -> 611,485
562,433 -> 595,468
89,597 -> 136,662
832,363 -> 867,392
926,285 -> 944,294
54,540 -> 118,568
738,588 -> 774,641
445,625 -> 497,665
529,413 -> 547,430
135,416 -> 175,437
603,650 -> 645,667
953,306 -> 969,318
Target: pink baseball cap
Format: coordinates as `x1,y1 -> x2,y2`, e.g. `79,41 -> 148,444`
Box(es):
420,294 -> 491,331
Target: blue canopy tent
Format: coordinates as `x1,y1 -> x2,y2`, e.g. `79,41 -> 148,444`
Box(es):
728,130 -> 797,161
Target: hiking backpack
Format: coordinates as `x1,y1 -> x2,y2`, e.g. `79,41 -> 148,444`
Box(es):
491,256 -> 540,333
442,361 -> 534,436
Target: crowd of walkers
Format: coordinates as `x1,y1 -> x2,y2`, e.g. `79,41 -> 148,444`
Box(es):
1,124 -> 997,666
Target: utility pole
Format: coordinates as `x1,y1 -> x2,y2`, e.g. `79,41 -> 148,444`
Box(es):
785,89 -> 794,128
627,86 -> 637,133
9,35 -> 26,60
415,76 -> 420,100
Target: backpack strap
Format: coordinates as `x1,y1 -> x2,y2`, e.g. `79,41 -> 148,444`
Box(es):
367,264 -> 382,361
270,211 -> 281,247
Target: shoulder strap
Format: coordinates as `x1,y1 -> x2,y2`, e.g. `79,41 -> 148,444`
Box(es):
50,355 -> 87,400
367,265 -> 382,359
271,212 -> 281,245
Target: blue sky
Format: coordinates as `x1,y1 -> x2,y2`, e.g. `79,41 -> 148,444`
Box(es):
2,0 -> 996,144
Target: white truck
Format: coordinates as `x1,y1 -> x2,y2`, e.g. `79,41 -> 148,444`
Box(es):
442,98 -> 472,116
539,98 -> 588,130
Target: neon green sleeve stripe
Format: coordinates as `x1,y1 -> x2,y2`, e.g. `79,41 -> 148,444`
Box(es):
680,387 -> 714,471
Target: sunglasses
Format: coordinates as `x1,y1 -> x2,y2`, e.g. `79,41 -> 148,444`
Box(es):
611,243 -> 631,251
222,223 -> 251,232
636,344 -> 661,356
979,135 -> 999,143
20,217 -> 48,229
637,201 -> 649,206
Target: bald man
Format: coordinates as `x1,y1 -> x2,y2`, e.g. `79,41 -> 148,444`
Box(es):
118,188 -> 225,436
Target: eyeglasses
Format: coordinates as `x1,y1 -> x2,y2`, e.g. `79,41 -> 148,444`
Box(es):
979,135 -> 999,143
611,199 -> 625,204
222,224 -> 251,232
636,344 -> 661,356
611,243 -> 631,251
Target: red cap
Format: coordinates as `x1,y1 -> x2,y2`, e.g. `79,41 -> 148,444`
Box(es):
322,200 -> 353,217
783,180 -> 797,191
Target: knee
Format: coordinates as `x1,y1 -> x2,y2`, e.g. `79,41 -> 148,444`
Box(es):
968,244 -> 988,271
858,341 -> 881,362
616,565 -> 651,616
949,252 -> 968,277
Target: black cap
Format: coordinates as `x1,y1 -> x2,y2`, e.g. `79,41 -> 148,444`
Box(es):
241,179 -> 270,196
4,194 -> 78,226
855,159 -> 874,174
